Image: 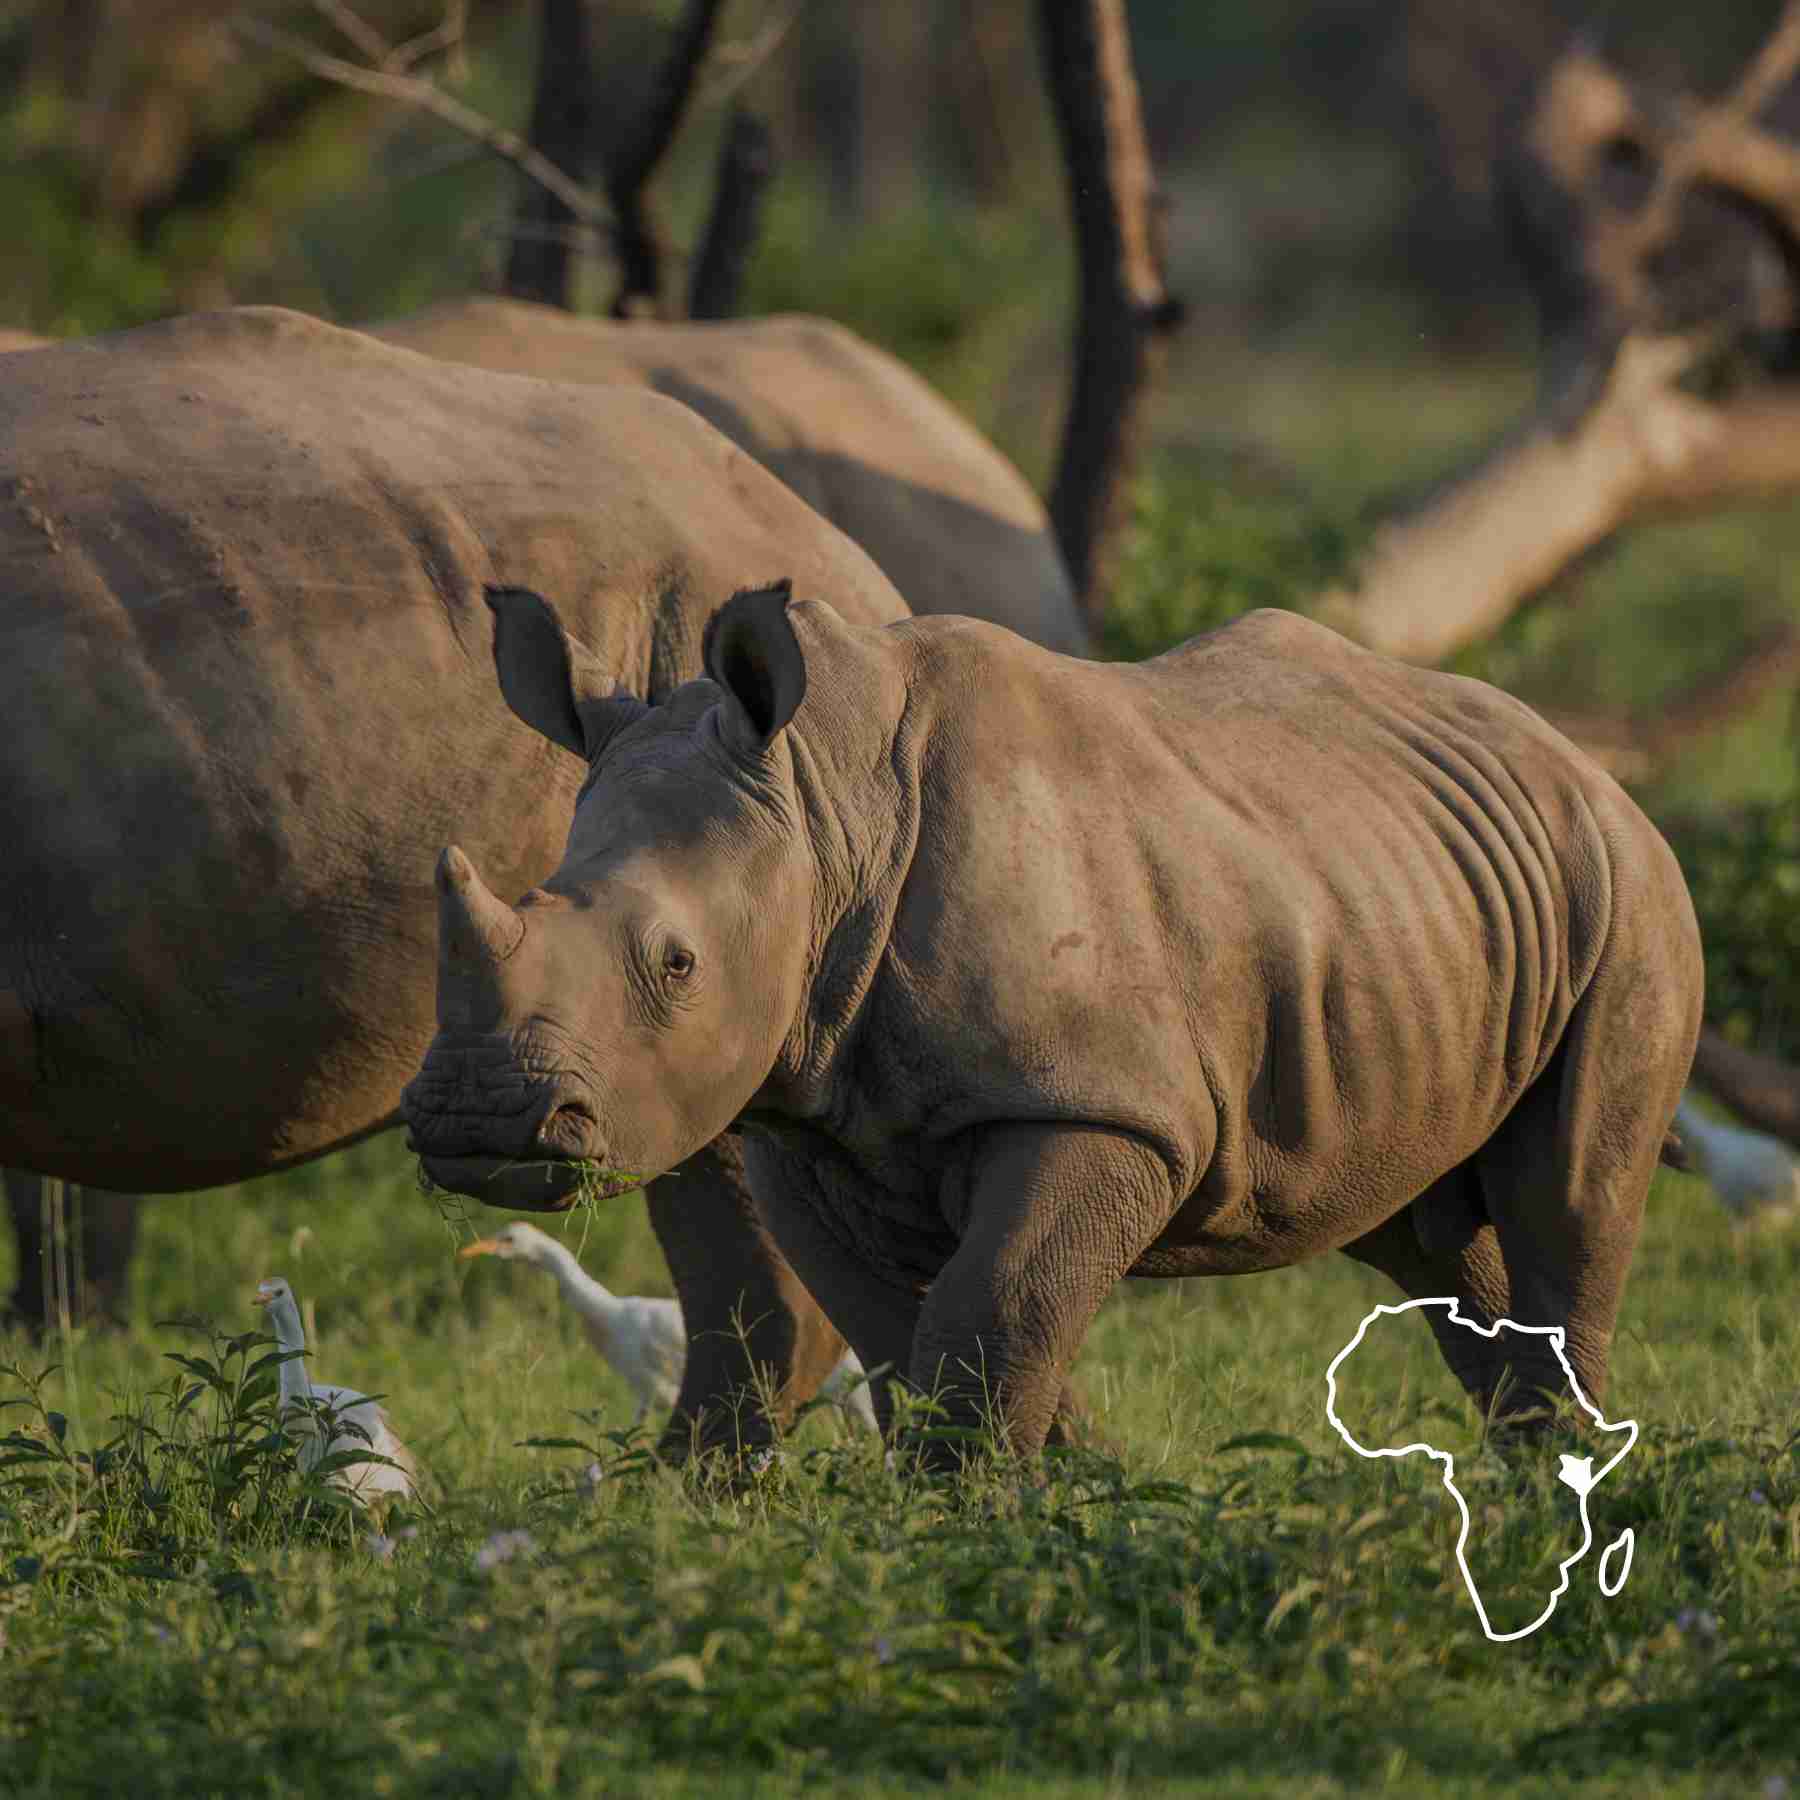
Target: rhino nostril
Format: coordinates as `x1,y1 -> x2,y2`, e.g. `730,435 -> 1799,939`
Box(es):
541,1102 -> 598,1154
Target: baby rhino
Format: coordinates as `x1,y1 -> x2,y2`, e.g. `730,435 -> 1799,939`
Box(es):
403,587 -> 1703,1458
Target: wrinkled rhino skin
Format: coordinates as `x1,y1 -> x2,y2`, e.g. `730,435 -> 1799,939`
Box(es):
0,307 -> 910,1440
410,591 -> 1704,1458
370,297 -> 1086,654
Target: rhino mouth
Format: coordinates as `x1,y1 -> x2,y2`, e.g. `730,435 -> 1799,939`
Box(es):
416,1152 -> 590,1212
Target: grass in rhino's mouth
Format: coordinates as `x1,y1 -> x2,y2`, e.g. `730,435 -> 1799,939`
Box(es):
414,1156 -> 652,1230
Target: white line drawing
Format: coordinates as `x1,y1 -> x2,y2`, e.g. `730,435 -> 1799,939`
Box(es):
1325,1297 -> 1638,1643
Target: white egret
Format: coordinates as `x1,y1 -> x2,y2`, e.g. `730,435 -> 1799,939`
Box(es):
459,1222 -> 879,1433
1673,1092 -> 1800,1228
252,1276 -> 419,1502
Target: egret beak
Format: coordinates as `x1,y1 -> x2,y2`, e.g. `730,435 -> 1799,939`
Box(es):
251,1291 -> 273,1306
459,1238 -> 503,1260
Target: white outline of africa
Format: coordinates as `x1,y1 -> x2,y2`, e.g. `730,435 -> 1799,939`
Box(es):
1325,1298 -> 1638,1643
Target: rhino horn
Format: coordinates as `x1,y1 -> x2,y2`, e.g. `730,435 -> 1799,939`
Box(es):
435,845 -> 524,1024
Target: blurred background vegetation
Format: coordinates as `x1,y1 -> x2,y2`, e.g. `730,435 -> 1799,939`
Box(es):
5,0 -> 1800,1308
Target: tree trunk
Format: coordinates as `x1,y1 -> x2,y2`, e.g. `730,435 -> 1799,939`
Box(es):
605,0 -> 727,318
1037,0 -> 1181,624
688,107 -> 776,322
505,0 -> 596,309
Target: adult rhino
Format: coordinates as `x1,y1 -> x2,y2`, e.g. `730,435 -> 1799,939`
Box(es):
0,305 -> 917,1443
5,298 -> 1089,1355
369,297 -> 1087,654
406,587 -> 1703,1458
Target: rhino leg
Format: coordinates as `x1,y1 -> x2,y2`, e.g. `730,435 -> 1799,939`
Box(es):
908,1124 -> 1175,1462
713,1131 -> 1098,1452
646,1132 -> 850,1459
1345,943 -> 1692,1428
735,1132 -> 934,1439
1338,1166 -> 1523,1408
2,1170 -> 141,1336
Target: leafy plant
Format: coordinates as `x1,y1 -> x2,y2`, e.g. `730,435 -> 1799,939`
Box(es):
1660,789 -> 1800,1058
0,1321 -> 377,1590
1102,450 -> 1367,662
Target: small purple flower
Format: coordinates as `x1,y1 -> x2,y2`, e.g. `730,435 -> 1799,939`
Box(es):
1674,1607 -> 1719,1640
1750,1489 -> 1769,1506
578,1460 -> 605,1499
872,1636 -> 895,1665
474,1528 -> 536,1572
748,1447 -> 784,1478
365,1533 -> 396,1561
150,1625 -> 172,1645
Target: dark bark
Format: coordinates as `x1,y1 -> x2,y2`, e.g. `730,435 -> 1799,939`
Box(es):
505,0 -> 597,309
687,107 -> 776,321
606,0 -> 728,319
1036,0 -> 1182,624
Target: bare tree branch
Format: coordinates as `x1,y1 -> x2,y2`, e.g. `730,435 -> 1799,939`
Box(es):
391,0 -> 466,73
1505,24 -> 1800,420
308,0 -> 392,67
1037,0 -> 1184,623
232,13 -> 609,249
306,0 -> 465,73
694,0 -> 804,114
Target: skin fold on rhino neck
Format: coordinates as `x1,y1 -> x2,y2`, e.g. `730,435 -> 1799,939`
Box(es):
744,653 -> 926,1131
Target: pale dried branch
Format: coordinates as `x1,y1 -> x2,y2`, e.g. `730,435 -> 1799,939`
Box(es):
306,0 -> 465,74
391,0 -> 466,74
232,13 -> 609,242
308,0 -> 391,66
1317,320 -> 1800,669
694,0 -> 805,114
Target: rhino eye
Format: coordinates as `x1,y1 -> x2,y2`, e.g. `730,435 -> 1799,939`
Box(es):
663,944 -> 696,981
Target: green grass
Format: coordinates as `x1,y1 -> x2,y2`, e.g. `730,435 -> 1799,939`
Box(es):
2,1141 -> 1795,1797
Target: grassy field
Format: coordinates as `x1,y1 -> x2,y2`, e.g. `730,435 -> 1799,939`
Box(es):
5,309 -> 1799,1797
2,1133 -> 1795,1798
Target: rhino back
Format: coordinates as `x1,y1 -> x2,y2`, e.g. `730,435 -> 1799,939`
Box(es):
371,298 -> 1087,653
860,609 -> 1683,1259
0,306 -> 906,1187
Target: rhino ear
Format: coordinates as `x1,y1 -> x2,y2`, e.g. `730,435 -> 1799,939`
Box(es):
485,585 -> 648,760
702,580 -> 806,749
